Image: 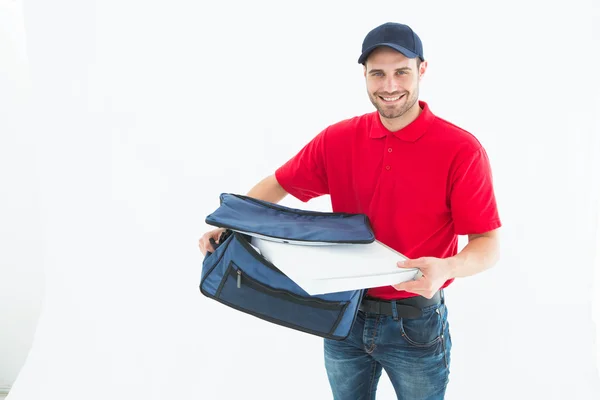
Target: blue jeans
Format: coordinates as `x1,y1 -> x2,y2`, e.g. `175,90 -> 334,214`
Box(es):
324,298 -> 452,400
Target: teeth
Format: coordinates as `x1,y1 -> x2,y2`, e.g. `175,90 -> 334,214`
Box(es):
383,96 -> 401,101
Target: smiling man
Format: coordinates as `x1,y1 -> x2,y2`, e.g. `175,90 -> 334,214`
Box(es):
364,50 -> 422,129
199,22 -> 501,400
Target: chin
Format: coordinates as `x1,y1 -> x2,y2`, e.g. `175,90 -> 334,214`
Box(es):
379,105 -> 405,118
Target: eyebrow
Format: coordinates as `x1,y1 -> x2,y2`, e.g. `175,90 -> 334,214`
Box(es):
368,67 -> 412,74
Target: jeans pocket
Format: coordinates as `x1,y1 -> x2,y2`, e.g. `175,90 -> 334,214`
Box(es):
399,304 -> 443,348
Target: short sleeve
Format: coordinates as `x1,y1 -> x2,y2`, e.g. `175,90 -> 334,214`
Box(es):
449,146 -> 502,235
274,128 -> 329,202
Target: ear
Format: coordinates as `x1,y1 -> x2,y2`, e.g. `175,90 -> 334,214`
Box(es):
363,64 -> 367,78
419,60 -> 428,80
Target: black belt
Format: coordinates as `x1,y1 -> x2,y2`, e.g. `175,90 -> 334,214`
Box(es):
359,291 -> 442,319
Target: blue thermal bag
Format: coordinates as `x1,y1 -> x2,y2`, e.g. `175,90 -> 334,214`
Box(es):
199,193 -> 374,340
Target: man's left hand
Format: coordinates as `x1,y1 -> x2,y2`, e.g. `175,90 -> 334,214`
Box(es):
393,257 -> 453,299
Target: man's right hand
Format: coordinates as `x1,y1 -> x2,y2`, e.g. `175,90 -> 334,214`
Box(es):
198,228 -> 226,256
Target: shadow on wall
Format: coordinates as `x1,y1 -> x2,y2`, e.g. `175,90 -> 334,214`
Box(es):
0,0 -> 45,394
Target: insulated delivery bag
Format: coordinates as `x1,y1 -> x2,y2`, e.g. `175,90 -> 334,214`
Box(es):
199,193 -> 375,340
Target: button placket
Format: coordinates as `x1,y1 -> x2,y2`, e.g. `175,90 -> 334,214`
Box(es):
384,142 -> 393,171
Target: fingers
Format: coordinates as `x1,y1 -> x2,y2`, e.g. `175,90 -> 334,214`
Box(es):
198,238 -> 210,256
393,274 -> 437,298
197,237 -> 211,257
392,280 -> 418,293
392,282 -> 436,299
198,241 -> 214,256
397,257 -> 428,269
198,228 -> 226,256
213,228 -> 225,244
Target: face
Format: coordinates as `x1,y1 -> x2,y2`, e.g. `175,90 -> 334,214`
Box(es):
364,47 -> 426,120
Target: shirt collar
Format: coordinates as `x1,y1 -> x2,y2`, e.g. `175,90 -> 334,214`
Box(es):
369,100 -> 435,142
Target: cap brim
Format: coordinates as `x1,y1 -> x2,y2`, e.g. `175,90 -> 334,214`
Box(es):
357,43 -> 419,64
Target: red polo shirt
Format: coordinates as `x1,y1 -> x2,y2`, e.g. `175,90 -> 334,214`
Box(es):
275,101 -> 501,300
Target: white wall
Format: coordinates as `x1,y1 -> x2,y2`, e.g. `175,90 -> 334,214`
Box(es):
593,89 -> 600,389
0,0 -> 43,393
2,0 -> 599,399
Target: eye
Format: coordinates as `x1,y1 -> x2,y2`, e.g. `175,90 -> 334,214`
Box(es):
372,72 -> 383,77
397,70 -> 407,75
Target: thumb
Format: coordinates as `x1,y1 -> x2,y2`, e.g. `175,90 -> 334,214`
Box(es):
397,257 -> 425,269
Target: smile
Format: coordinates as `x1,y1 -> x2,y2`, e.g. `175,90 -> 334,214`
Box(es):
379,94 -> 406,103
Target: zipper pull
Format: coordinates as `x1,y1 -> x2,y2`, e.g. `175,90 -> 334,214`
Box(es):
237,270 -> 242,288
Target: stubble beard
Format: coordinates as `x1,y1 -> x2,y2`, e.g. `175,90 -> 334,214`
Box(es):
369,85 -> 419,120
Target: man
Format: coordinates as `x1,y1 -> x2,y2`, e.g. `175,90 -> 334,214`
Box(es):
199,22 -> 501,400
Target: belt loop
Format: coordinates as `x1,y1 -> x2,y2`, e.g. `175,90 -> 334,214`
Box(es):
391,300 -> 399,321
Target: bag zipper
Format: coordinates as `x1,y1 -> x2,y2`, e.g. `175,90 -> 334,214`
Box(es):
229,193 -> 359,218
235,232 -> 283,274
205,220 -> 374,245
230,267 -> 342,310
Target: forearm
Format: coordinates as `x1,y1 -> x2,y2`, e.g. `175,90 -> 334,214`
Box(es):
246,174 -> 288,204
448,235 -> 500,279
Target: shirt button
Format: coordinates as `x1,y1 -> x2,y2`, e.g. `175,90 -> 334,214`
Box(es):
388,148 -> 393,153
385,165 -> 391,170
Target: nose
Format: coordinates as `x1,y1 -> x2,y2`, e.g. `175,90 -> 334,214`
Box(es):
383,75 -> 399,93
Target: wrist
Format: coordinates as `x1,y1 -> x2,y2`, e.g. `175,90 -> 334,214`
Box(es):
446,256 -> 463,279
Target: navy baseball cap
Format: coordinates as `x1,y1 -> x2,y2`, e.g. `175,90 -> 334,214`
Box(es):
358,22 -> 424,64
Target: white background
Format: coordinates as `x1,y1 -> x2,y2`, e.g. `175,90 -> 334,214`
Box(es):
0,0 -> 42,395
1,0 -> 600,399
